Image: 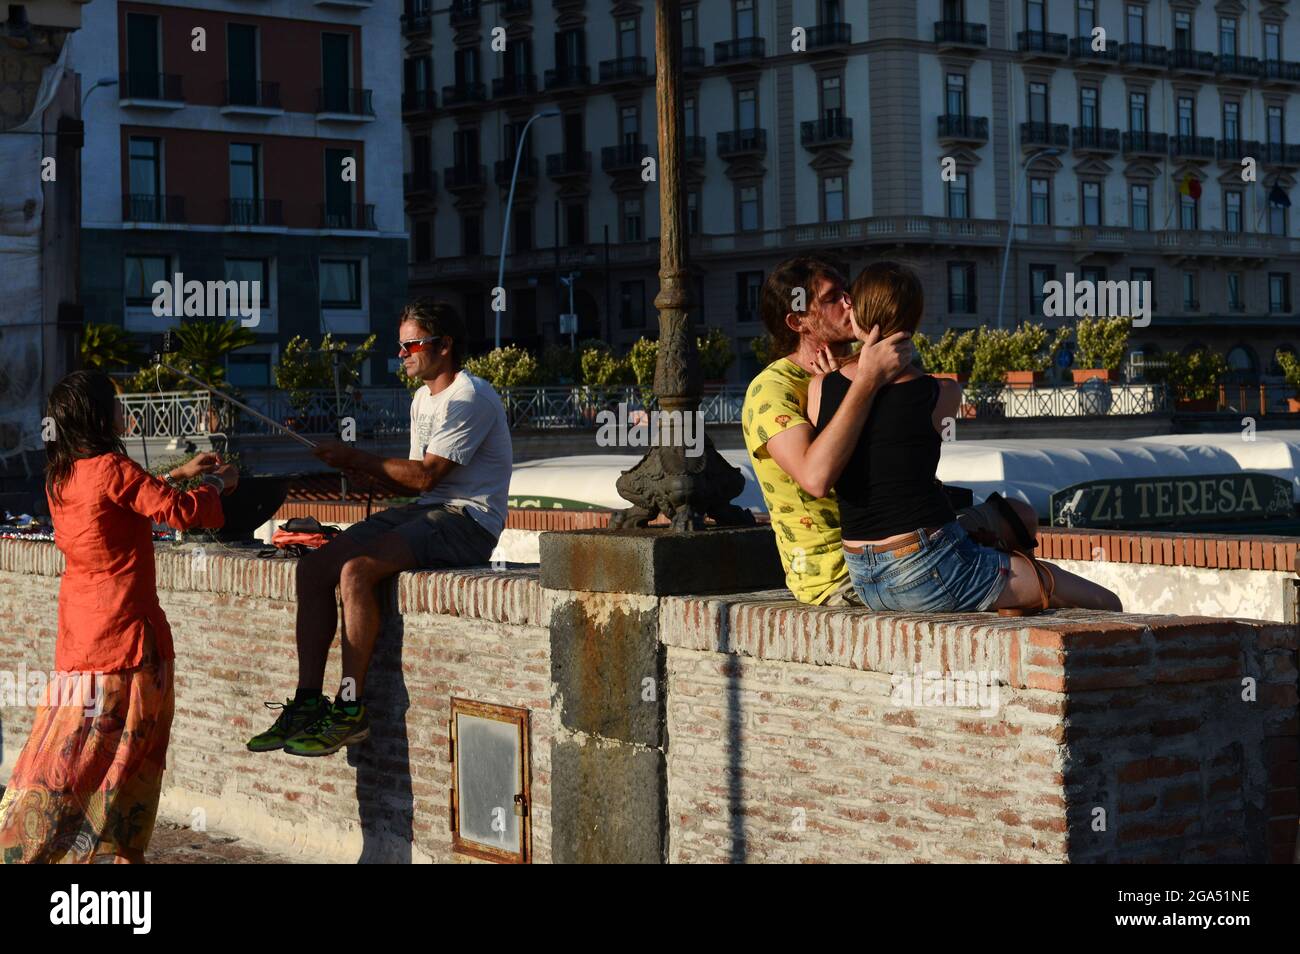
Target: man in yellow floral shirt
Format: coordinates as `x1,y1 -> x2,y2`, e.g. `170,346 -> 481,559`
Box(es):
742,256 -> 913,604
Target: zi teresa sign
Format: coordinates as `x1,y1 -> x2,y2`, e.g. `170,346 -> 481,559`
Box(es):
1050,473 -> 1294,529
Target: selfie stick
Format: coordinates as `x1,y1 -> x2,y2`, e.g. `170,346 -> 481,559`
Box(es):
152,358 -> 319,449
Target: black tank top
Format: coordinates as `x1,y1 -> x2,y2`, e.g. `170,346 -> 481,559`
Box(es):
813,371 -> 955,539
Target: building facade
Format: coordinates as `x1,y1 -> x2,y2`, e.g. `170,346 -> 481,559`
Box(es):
75,0 -> 407,388
404,0 -> 1300,385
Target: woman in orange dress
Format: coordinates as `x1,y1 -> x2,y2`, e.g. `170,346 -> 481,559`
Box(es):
0,370 -> 238,863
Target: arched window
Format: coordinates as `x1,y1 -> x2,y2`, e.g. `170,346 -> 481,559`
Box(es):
1225,344 -> 1258,383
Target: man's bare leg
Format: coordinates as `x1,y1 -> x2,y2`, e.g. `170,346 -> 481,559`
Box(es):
294,536 -> 365,691
336,532 -> 420,700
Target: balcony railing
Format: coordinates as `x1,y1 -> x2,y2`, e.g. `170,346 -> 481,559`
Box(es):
1068,36 -> 1117,61
1168,48 -> 1215,72
807,22 -> 852,49
227,198 -> 284,227
448,0 -> 479,26
1017,30 -> 1067,56
1169,134 -> 1215,160
601,142 -> 652,172
320,203 -> 376,230
494,156 -> 538,186
492,74 -> 537,98
546,151 -> 591,176
401,88 -> 435,112
1122,130 -> 1168,155
1020,121 -> 1070,149
1262,59 -> 1300,84
122,194 -> 185,224
442,81 -> 487,107
316,87 -> 374,116
544,64 -> 589,90
937,114 -> 989,143
222,80 -> 280,109
400,9 -> 432,35
599,56 -> 649,82
801,115 -> 853,147
682,46 -> 706,69
934,20 -> 987,47
717,128 -> 767,159
1216,139 -> 1263,162
1261,142 -> 1300,166
1072,126 -> 1119,153
1217,54 -> 1261,78
714,36 -> 765,64
119,71 -> 183,101
444,163 -> 486,189
1118,43 -> 1167,68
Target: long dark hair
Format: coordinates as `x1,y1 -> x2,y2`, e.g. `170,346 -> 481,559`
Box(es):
45,370 -> 127,506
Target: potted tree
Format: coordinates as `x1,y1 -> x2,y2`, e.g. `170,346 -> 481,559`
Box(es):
697,327 -> 736,386
275,333 -> 376,434
999,322 -> 1070,388
1273,349 -> 1300,413
915,328 -> 977,383
1072,316 -> 1130,385
1162,348 -> 1228,411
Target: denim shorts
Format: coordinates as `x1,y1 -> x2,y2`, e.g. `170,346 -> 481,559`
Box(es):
843,520 -> 1010,613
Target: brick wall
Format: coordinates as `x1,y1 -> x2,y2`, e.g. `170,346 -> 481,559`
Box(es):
1,538 -> 1295,863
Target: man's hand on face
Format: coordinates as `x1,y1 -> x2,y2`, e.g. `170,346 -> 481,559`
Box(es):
854,324 -> 913,388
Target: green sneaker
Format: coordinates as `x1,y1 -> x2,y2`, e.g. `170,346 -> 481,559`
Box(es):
283,702 -> 370,757
246,694 -> 331,752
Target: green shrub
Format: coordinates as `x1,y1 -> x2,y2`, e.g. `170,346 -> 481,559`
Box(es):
1075,316 -> 1130,372
275,333 -> 376,412
697,327 -> 736,380
463,345 -> 541,389
1162,349 -> 1228,401
1275,349 -> 1300,395
914,329 -> 978,376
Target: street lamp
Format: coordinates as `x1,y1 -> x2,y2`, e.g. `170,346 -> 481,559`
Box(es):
82,77 -> 119,109
995,147 -> 1059,330
495,108 -> 560,350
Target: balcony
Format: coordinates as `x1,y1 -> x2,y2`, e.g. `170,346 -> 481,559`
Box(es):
1072,126 -> 1119,155
544,64 -> 590,91
933,20 -> 987,50
1068,36 -> 1117,62
448,0 -> 479,27
118,71 -> 183,107
401,88 -> 435,114
1216,54 -> 1261,80
403,170 -> 437,196
602,142 -> 652,173
443,163 -> 486,191
801,116 -> 853,149
400,9 -> 431,36
221,80 -> 281,115
1216,139 -> 1263,164
717,128 -> 767,160
1169,134 -> 1215,161
1262,59 -> 1300,87
1118,43 -> 1167,70
714,37 -> 765,65
494,156 -> 538,187
599,56 -> 649,83
1122,130 -> 1168,157
1168,48 -> 1215,75
227,198 -> 284,228
1261,143 -> 1300,168
315,87 -> 375,119
937,114 -> 988,146
492,74 -> 537,99
1020,121 -> 1070,150
684,135 -> 707,163
501,0 -> 532,16
320,203 -> 376,231
442,81 -> 487,108
682,46 -> 706,70
122,194 -> 185,224
546,151 -> 591,178
1016,30 -> 1067,58
806,22 -> 852,51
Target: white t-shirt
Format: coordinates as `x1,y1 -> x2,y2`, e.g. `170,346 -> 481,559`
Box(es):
408,371 -> 512,540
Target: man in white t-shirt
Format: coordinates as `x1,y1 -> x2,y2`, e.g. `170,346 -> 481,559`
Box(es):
247,299 -> 512,757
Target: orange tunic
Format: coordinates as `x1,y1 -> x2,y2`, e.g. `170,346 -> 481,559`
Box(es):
48,453 -> 225,673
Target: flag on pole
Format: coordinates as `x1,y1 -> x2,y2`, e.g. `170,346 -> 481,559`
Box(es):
1178,173 -> 1202,200
1269,183 -> 1292,208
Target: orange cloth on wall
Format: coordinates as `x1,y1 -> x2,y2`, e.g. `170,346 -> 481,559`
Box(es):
47,453 -> 225,673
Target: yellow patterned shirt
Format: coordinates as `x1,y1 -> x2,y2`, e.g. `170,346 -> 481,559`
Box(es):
741,357 -> 846,604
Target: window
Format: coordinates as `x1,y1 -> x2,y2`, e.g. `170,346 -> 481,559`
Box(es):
1268,105 -> 1284,146
1182,271 -> 1198,311
453,127 -> 480,168
1126,3 -> 1145,44
1028,82 -> 1048,124
565,201 -> 586,244
1129,92 -> 1147,133
682,5 -> 698,47
513,208 -> 533,253
227,351 -> 272,388
947,171 -> 969,218
620,280 -> 647,328
1223,101 -> 1240,143
1130,183 -> 1149,230
820,75 -> 843,120
945,73 -> 966,116
556,28 -> 586,70
1218,17 -> 1237,56
1026,0 -> 1045,33
822,176 -> 845,222
736,88 -> 757,129
687,190 -> 700,235
1269,273 -> 1291,312
323,147 -> 355,226
1270,196 -> 1289,237
321,33 -> 352,111
1030,264 -> 1054,315
1081,180 -> 1101,226
620,105 -> 640,145
229,143 -> 263,224
505,121 -> 532,164
453,46 -> 479,85
736,271 -> 763,322
1030,177 -> 1050,225
512,288 -> 538,339
413,220 -> 432,261
1265,23 -> 1281,62
734,0 -> 756,38
684,95 -> 697,136
1079,87 -> 1098,128
125,13 -> 161,98
1227,272 -> 1243,311
1131,268 -> 1154,313
506,38 -> 532,79
1177,96 -> 1195,137
1180,193 -> 1198,229
1076,0 -> 1095,38
124,255 -> 168,307
227,24 -> 258,105
1225,190 -> 1242,232
127,137 -> 161,219
1173,11 -> 1191,50
461,212 -> 481,255
411,132 -> 432,187
320,259 -> 361,309
738,185 -> 760,231
948,263 -> 976,314
224,258 -> 271,307
622,196 -> 643,242
618,17 -> 637,58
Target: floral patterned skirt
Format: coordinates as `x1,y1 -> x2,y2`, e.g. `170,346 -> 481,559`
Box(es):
0,634 -> 173,864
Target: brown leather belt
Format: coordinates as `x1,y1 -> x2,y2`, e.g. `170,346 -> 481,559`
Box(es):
843,527 -> 943,558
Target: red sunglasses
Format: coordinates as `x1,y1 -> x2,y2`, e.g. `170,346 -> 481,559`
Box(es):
397,336 -> 443,356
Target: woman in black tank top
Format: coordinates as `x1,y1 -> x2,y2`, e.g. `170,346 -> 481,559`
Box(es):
810,262 -> 1121,615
